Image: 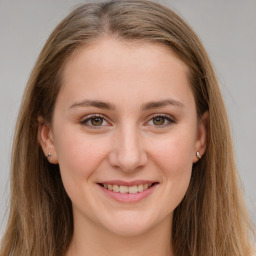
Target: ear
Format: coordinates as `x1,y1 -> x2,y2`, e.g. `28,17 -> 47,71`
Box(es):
38,116 -> 58,164
193,111 -> 208,163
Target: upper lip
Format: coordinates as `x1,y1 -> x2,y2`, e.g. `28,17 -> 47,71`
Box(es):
97,180 -> 158,186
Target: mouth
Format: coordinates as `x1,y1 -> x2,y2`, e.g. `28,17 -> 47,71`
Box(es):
98,182 -> 158,194
97,181 -> 159,202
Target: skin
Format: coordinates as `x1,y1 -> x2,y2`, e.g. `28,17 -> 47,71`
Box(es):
38,38 -> 207,256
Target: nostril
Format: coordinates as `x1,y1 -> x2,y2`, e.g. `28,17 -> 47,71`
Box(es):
107,136 -> 148,172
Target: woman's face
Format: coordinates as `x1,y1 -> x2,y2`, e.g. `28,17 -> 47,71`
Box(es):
40,39 -> 207,236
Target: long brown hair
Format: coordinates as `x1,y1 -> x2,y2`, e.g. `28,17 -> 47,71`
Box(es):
0,1 -> 255,255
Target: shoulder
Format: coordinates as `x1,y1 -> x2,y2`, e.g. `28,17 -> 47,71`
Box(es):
251,251 -> 256,256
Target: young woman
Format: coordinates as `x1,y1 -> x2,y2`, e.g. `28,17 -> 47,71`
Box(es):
0,1 -> 255,255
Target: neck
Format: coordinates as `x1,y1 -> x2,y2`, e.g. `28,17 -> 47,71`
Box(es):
66,214 -> 173,256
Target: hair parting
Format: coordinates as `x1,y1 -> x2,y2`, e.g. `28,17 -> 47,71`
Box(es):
0,1 -> 255,255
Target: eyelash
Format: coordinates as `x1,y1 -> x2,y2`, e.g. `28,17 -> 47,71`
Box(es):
80,113 -> 175,128
146,114 -> 175,127
80,114 -> 109,129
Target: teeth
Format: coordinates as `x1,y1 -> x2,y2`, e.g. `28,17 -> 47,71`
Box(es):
102,183 -> 154,193
119,185 -> 129,194
128,185 -> 138,194
113,185 -> 120,192
138,184 -> 144,192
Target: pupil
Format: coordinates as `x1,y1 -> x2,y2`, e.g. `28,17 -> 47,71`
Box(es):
92,117 -> 103,126
153,117 -> 164,125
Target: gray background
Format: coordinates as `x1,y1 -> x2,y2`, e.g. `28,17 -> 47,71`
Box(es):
0,0 -> 255,237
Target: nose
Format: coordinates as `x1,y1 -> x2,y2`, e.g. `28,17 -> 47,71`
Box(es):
107,125 -> 148,172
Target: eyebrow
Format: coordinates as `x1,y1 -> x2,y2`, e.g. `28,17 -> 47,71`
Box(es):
141,99 -> 184,110
69,100 -> 115,110
69,99 -> 183,111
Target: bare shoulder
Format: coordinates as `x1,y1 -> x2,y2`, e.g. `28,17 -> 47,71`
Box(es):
251,251 -> 256,256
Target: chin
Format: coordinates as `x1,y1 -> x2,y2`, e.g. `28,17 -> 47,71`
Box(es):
106,222 -> 153,237
99,210 -> 169,237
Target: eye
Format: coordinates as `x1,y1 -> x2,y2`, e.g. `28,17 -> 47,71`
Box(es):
147,114 -> 174,127
80,114 -> 110,128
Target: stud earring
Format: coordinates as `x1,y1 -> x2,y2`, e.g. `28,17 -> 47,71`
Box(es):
46,153 -> 52,161
196,151 -> 202,159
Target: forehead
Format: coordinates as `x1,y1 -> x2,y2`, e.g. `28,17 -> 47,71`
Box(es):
58,38 -> 194,110
64,38 -> 189,78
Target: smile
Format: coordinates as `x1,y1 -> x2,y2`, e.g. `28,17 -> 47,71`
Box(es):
100,183 -> 154,194
97,181 -> 159,202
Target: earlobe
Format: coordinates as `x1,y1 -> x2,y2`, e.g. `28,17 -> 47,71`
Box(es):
38,116 -> 58,164
193,111 -> 208,163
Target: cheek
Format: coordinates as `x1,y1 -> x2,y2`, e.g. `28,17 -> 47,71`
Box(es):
54,127 -> 109,180
151,131 -> 195,174
158,139 -> 193,188
149,132 -> 195,209
53,129 -> 111,211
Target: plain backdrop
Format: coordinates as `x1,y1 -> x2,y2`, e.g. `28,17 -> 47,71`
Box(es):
0,0 -> 255,237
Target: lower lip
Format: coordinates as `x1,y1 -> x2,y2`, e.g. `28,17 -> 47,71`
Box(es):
98,184 -> 158,203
